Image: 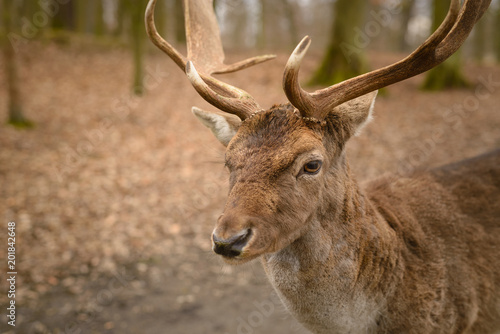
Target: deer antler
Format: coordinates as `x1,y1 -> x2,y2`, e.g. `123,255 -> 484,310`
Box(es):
145,0 -> 276,120
283,0 -> 491,120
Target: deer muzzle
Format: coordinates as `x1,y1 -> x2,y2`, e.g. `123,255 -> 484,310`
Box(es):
212,228 -> 253,258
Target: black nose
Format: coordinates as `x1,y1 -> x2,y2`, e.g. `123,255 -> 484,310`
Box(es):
212,229 -> 252,258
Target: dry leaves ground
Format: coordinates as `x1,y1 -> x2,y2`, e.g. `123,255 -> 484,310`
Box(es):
0,42 -> 499,334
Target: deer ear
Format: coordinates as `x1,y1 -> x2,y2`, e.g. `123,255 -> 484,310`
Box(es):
336,90 -> 378,137
192,107 -> 241,146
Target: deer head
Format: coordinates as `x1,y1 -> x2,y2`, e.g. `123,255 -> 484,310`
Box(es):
146,0 -> 491,264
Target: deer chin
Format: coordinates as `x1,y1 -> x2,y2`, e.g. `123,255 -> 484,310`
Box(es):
219,251 -> 262,265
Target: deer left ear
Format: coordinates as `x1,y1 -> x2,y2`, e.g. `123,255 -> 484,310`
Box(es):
336,90 -> 378,137
192,107 -> 241,146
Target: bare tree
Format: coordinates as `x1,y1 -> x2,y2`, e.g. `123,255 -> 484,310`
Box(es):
308,0 -> 368,86
2,0 -> 33,128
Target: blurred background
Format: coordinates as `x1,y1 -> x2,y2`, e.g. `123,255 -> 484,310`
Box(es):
1,0 -> 499,333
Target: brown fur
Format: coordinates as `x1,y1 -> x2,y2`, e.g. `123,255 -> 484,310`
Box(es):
211,100 -> 500,334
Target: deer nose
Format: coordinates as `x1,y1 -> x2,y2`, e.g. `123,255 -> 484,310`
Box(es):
212,229 -> 252,258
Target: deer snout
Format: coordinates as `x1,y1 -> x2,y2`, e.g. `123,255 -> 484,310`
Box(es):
212,228 -> 252,258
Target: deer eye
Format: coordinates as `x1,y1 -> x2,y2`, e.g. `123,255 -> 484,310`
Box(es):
303,160 -> 322,175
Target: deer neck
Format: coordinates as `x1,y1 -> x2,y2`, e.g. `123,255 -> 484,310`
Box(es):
262,157 -> 398,333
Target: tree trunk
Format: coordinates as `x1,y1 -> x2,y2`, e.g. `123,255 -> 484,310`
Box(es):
495,4 -> 500,63
473,15 -> 486,64
128,0 -> 147,95
52,0 -> 76,31
112,0 -> 128,38
76,0 -> 87,34
397,0 -> 415,52
154,0 -> 168,39
94,0 -> 105,37
308,0 -> 368,86
22,0 -> 39,24
257,0 -> 268,50
420,52 -> 469,90
174,0 -> 186,44
231,0 -> 248,48
421,0 -> 469,90
2,0 -> 33,128
281,0 -> 299,48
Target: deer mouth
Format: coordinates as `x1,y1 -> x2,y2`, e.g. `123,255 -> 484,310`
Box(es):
212,228 -> 274,264
213,229 -> 253,258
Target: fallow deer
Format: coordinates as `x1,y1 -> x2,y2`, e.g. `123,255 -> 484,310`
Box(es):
146,0 -> 500,333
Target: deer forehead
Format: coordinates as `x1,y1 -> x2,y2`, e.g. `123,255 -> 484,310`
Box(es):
225,107 -> 325,173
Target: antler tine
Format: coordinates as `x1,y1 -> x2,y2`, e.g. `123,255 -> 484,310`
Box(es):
145,0 -> 276,120
434,0 -> 491,61
283,36 -> 315,117
284,0 -> 491,120
145,0 -> 187,72
186,62 -> 262,120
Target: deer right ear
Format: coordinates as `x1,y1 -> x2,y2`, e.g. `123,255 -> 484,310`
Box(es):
192,107 -> 241,146
336,91 -> 378,137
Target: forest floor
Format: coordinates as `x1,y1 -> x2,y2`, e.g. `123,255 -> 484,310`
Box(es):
0,42 -> 499,334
